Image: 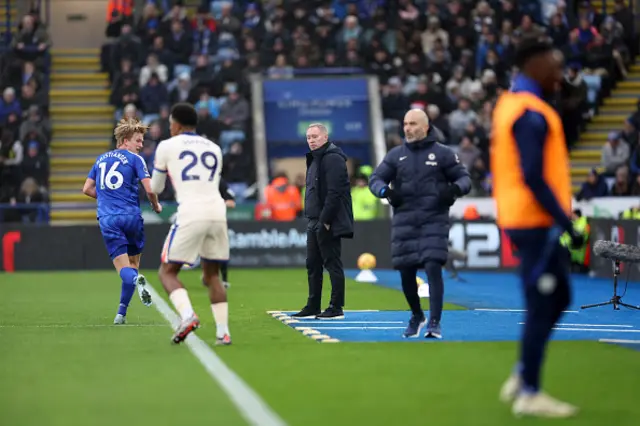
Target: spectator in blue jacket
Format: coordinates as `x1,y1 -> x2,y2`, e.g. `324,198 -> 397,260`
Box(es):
0,88 -> 22,123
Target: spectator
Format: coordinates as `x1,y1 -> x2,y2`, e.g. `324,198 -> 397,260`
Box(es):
457,136 -> 481,170
576,169 -> 609,200
140,73 -> 169,119
15,177 -> 46,223
139,53 -> 169,87
195,101 -> 222,141
610,165 -> 631,196
11,15 -> 51,64
21,140 -> 48,188
19,105 -> 51,144
601,132 -> 630,175
0,88 -> 21,122
219,86 -> 249,131
448,98 -> 478,143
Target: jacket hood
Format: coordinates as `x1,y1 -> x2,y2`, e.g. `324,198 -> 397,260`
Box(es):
324,142 -> 348,160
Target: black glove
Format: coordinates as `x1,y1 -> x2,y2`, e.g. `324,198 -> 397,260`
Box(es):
439,184 -> 462,207
381,187 -> 403,207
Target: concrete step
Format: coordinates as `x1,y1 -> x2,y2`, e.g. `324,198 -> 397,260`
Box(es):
592,114 -> 628,123
50,210 -> 97,222
579,131 -> 610,141
52,140 -> 111,150
51,157 -> 98,168
50,89 -> 110,99
52,122 -> 113,133
50,193 -> 94,203
570,150 -> 600,160
51,71 -> 107,80
50,174 -> 89,184
51,48 -> 100,56
603,97 -> 638,106
51,105 -> 114,114
586,123 -> 624,131
615,81 -> 640,89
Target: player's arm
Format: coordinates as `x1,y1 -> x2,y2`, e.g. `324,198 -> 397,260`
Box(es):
319,153 -> 349,228
219,178 -> 236,208
150,142 -> 168,195
513,110 -> 573,232
82,164 -> 97,199
133,154 -> 162,213
369,149 -> 398,198
443,148 -> 472,196
82,178 -> 97,199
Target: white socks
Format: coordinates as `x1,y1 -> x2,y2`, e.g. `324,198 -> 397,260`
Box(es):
169,288 -> 195,320
211,302 -> 229,338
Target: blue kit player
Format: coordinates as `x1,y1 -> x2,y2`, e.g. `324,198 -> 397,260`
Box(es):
83,118 -> 163,324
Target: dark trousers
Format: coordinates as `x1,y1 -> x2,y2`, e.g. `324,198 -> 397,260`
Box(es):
508,228 -> 571,392
306,220 -> 345,309
398,260 -> 445,322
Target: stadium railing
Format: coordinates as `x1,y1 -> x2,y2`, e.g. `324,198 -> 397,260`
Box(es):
0,203 -> 51,224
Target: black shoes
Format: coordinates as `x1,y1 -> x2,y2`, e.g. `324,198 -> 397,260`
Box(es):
291,305 -> 344,320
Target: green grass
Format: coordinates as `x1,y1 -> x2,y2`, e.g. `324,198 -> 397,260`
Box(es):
1,270 -> 638,426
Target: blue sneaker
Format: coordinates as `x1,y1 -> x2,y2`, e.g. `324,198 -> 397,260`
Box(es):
403,314 -> 427,338
424,320 -> 442,339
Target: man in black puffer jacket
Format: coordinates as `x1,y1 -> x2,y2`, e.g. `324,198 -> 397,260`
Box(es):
292,123 -> 354,320
369,108 -> 471,339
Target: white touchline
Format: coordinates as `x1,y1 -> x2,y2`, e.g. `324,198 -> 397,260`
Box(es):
475,308 -> 578,313
309,326 -> 406,330
147,285 -> 287,426
551,327 -> 640,333
293,321 -> 404,324
0,324 -> 166,328
518,322 -> 634,328
599,339 -> 640,344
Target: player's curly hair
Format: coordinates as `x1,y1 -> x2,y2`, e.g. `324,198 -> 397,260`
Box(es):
114,117 -> 149,147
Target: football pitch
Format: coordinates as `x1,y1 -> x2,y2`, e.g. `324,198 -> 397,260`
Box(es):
1,269 -> 639,426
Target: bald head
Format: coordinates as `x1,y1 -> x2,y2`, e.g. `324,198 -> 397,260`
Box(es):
403,108 -> 430,142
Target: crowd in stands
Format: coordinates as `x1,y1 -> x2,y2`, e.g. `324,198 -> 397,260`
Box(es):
103,0 -> 255,202
0,6 -> 51,222
378,0 -> 637,198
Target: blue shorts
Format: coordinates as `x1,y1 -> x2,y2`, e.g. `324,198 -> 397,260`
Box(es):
99,215 -> 145,260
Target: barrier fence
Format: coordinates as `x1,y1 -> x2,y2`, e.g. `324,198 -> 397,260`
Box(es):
1,219 -> 639,280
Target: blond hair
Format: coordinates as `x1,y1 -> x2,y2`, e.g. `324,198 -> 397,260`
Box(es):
114,117 -> 149,147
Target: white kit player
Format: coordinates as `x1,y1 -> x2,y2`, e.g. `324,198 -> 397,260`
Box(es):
150,103 -> 231,345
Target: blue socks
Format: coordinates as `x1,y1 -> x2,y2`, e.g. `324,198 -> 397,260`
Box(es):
117,267 -> 138,316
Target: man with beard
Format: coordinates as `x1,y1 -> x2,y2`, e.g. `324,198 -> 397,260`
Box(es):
369,108 -> 471,339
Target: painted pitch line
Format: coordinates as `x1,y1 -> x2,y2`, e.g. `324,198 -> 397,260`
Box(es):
475,308 -> 579,313
267,310 -> 379,314
0,324 -> 166,328
551,327 -> 640,333
599,339 -> 640,344
294,321 -> 404,324
310,326 -> 405,330
518,322 -> 633,328
147,285 -> 287,426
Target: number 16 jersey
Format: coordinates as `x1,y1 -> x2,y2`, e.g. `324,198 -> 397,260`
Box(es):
88,149 -> 150,219
153,133 -> 226,224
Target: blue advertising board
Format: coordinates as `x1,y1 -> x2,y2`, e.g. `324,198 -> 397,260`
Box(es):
262,78 -> 371,143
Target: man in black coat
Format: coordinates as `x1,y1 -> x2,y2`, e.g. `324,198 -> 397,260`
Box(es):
292,123 -> 354,320
369,109 -> 471,339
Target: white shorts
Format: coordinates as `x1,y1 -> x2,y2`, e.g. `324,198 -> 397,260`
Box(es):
161,220 -> 229,266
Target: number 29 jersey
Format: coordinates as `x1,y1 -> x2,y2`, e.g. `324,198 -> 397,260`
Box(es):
153,133 -> 226,224
88,149 -> 150,219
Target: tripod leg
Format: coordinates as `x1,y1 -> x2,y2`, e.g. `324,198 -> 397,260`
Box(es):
581,300 -> 615,309
618,302 -> 640,310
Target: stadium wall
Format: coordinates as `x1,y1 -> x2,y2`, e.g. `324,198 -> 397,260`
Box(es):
0,219 -> 636,278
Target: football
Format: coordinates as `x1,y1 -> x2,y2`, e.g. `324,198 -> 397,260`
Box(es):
357,253 -> 377,270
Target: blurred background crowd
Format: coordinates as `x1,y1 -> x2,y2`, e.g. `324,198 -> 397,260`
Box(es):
0,0 -> 639,223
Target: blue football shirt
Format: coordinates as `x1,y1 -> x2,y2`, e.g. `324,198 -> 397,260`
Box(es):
88,149 -> 150,218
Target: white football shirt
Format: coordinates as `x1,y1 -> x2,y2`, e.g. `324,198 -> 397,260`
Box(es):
153,133 -> 226,223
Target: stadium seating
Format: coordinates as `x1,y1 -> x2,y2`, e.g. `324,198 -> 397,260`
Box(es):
48,49 -> 113,223
0,2 -> 52,223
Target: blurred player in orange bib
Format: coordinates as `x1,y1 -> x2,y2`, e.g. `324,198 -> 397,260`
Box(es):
491,37 -> 584,418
